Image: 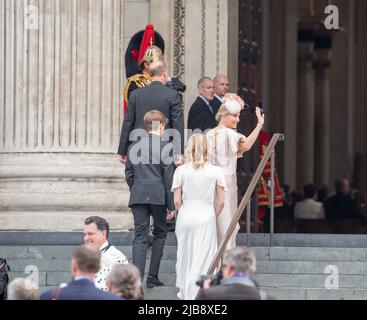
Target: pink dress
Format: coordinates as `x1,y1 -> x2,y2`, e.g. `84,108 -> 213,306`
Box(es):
206,127 -> 245,250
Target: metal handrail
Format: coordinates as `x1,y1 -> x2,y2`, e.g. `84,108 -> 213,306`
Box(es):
207,133 -> 285,274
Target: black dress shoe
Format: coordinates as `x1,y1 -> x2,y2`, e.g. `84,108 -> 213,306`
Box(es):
146,277 -> 164,288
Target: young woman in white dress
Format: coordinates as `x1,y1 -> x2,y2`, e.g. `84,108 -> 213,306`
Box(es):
171,134 -> 226,300
206,94 -> 265,250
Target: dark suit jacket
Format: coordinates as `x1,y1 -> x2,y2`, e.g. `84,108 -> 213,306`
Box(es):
40,278 -> 123,300
118,81 -> 184,156
125,133 -> 175,211
210,95 -> 223,116
188,97 -> 217,132
324,193 -> 360,221
196,283 -> 262,300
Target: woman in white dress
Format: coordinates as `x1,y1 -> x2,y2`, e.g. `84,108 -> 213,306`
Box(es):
172,134 -> 226,300
206,94 -> 265,250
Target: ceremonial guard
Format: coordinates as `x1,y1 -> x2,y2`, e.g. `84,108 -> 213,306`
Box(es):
257,130 -> 284,226
123,24 -> 165,112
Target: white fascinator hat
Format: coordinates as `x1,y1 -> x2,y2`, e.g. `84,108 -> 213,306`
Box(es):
223,93 -> 245,115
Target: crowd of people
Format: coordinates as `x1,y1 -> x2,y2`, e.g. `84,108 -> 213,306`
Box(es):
261,179 -> 366,233
3,215 -> 266,301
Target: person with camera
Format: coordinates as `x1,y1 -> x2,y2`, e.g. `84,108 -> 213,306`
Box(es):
196,246 -> 269,300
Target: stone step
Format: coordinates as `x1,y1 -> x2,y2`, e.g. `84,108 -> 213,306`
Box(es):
0,180 -> 126,192
0,212 -> 133,232
3,245 -> 367,262
0,191 -> 129,211
259,288 -> 367,300
143,286 -> 179,300
138,273 -> 367,289
2,232 -> 367,247
0,153 -> 125,179
253,273 -> 367,289
6,256 -> 367,277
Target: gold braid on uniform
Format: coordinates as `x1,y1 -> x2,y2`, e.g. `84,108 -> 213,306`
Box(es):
123,73 -> 152,106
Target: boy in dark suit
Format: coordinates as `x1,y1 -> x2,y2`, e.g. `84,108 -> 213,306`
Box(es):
125,110 -> 175,288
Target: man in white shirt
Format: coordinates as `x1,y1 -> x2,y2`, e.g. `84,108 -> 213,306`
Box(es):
294,184 -> 325,220
83,216 -> 128,291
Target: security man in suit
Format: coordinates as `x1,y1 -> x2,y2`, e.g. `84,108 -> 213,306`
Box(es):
187,77 -> 216,133
210,74 -> 230,114
125,110 -> 176,288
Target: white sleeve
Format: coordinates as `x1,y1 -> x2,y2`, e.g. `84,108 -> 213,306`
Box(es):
171,166 -> 183,191
216,168 -> 228,191
227,129 -> 241,154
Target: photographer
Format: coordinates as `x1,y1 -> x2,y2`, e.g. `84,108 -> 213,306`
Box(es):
196,247 -> 269,300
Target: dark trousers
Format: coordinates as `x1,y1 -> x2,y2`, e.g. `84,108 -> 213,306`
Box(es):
131,204 -> 167,280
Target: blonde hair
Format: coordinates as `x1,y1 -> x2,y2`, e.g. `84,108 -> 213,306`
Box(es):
108,264 -> 143,300
215,104 -> 232,123
185,134 -> 208,170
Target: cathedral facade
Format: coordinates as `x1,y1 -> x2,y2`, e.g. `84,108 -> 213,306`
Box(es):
0,0 -> 366,231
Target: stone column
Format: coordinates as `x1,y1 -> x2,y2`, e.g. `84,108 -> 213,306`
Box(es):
263,0 -> 298,188
314,34 -> 332,185
150,0 -> 174,73
297,29 -> 315,189
0,0 -> 125,153
0,0 -> 132,231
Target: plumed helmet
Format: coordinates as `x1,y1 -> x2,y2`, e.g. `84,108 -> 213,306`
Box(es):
124,24 -> 165,78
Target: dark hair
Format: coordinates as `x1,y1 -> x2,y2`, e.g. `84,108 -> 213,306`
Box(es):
335,179 -> 345,193
291,190 -> 304,203
84,216 -> 110,239
317,184 -> 329,202
303,184 -> 317,199
73,245 -> 101,274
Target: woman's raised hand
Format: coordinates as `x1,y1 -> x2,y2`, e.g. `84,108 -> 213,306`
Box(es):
255,107 -> 265,127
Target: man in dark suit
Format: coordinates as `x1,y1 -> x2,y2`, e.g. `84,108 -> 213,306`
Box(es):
187,77 -> 216,132
125,110 -> 175,288
196,247 -> 269,300
210,74 -> 229,114
118,60 -> 184,165
40,246 -> 122,300
325,178 -> 361,222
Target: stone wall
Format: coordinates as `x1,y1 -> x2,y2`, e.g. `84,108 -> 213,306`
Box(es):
0,0 -> 131,231
0,0 -> 125,153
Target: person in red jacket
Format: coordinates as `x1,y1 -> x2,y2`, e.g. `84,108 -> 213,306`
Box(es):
257,130 -> 284,230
